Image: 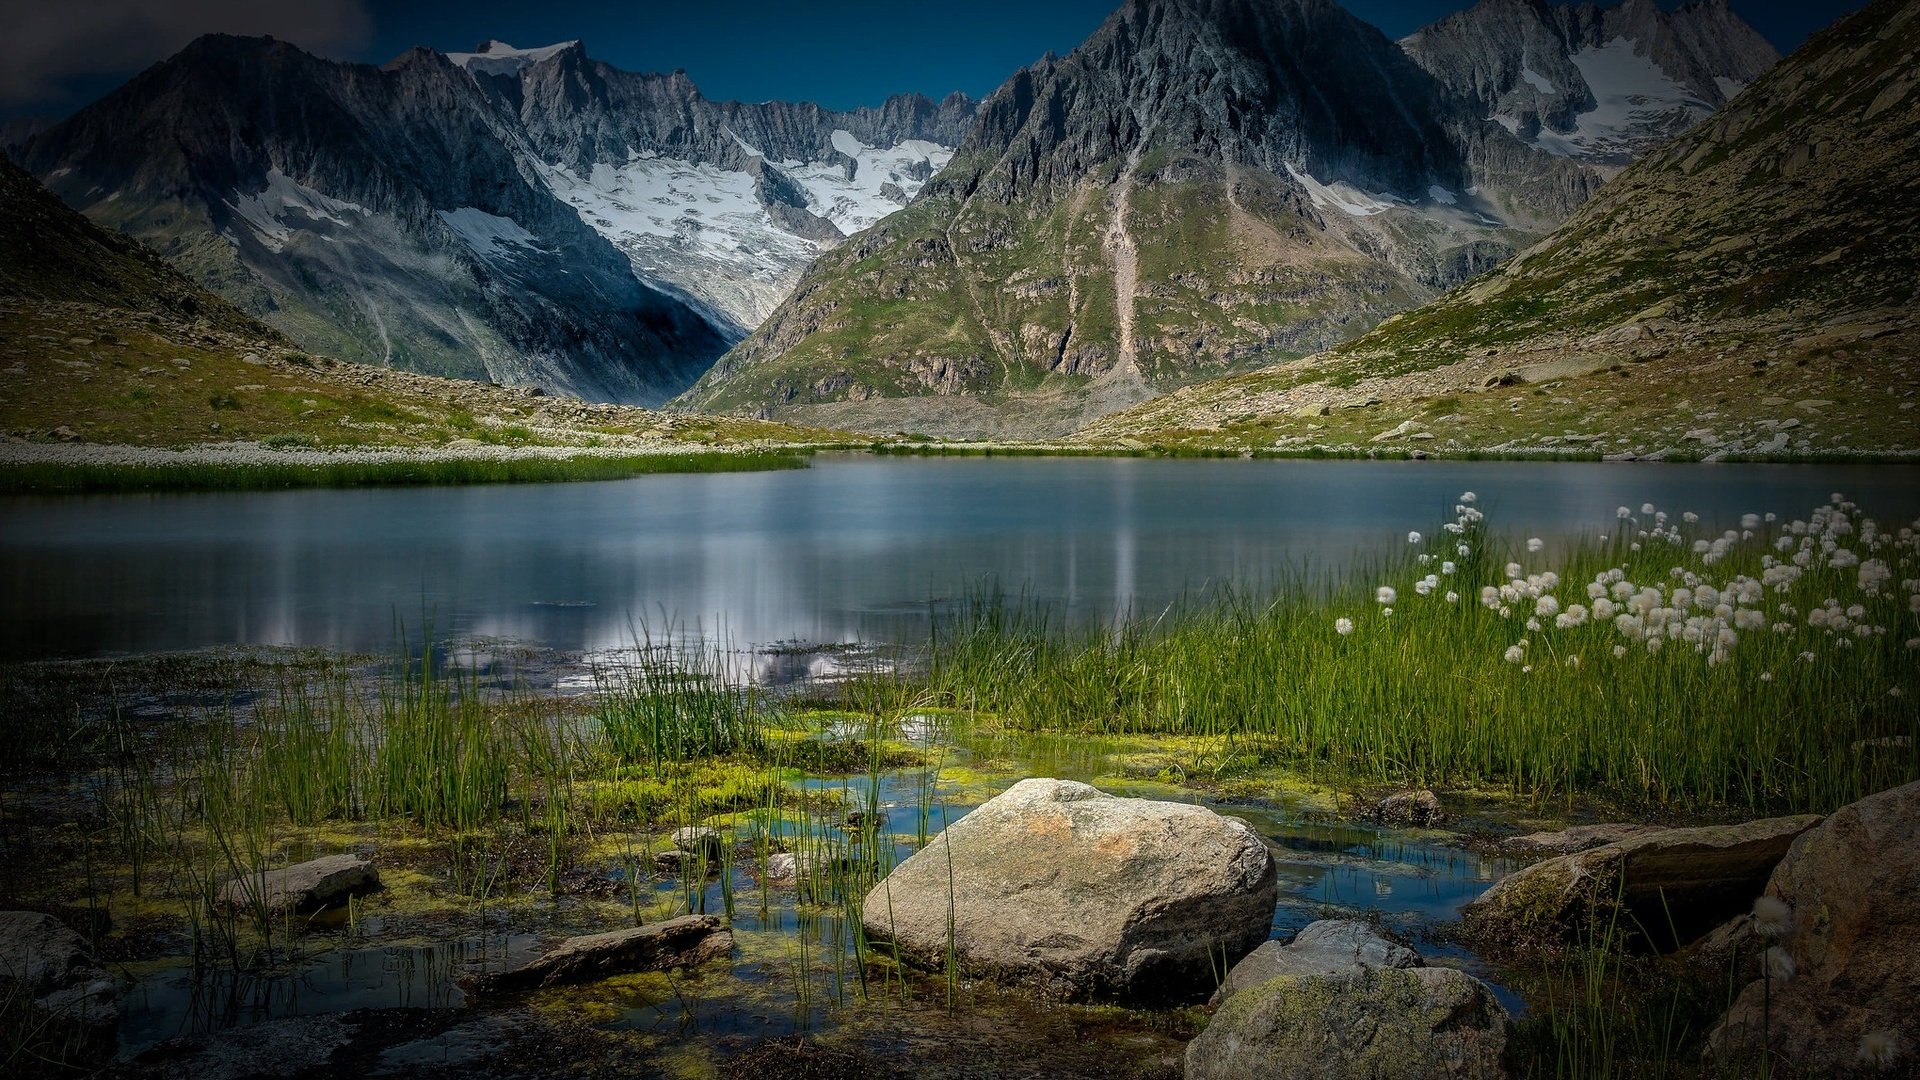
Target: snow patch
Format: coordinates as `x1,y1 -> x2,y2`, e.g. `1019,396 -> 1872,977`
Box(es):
1427,185 -> 1458,205
790,132 -> 954,234
1285,163 -> 1403,217
437,206 -> 544,260
446,41 -> 578,77
1714,76 -> 1747,101
1531,39 -> 1711,162
226,169 -> 367,253
1520,67 -> 1556,94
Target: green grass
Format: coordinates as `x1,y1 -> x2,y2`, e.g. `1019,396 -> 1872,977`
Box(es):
917,494 -> 1919,815
0,451 -> 810,494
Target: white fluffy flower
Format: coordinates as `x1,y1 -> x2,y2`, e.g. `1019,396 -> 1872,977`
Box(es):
1335,617 -> 1354,636
1764,947 -> 1796,982
1536,595 -> 1561,618
1376,586 -> 1397,605
1504,644 -> 1526,664
1859,1030 -> 1902,1069
1527,537 -> 1544,553
1752,897 -> 1793,939
1408,531 -> 1423,544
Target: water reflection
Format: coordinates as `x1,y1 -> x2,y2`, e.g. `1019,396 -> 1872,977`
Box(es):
5,457 -> 1915,661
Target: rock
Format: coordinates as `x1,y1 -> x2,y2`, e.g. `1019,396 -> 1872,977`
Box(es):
0,910 -> 118,1032
1369,789 -> 1446,828
860,778 -> 1276,1001
1500,823 -> 1664,854
1185,967 -> 1510,1080
217,853 -> 380,915
1212,920 -> 1420,1004
465,914 -> 732,994
1370,420 -> 1426,442
1465,815 -> 1819,948
670,825 -> 723,858
1706,781 -> 1920,1072
1292,402 -> 1331,418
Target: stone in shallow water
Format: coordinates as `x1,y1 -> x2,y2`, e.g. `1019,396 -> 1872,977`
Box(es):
860,777 -> 1276,1001
465,914 -> 732,994
1212,919 -> 1421,1004
217,853 -> 380,914
1466,814 -> 1819,948
1186,966 -> 1510,1080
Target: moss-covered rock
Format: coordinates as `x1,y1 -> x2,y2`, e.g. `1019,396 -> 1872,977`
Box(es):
1464,814 -> 1819,948
1185,966 -> 1510,1080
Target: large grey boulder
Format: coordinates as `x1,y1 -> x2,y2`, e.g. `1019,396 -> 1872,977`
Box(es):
466,914 -> 732,994
861,778 -> 1276,1001
217,853 -> 380,914
1212,920 -> 1421,1004
1707,780 -> 1920,1073
1465,814 -> 1819,947
0,910 -> 118,1032
1186,966 -> 1510,1080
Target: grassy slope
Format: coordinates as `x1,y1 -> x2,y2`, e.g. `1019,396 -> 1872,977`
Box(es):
1082,0 -> 1920,458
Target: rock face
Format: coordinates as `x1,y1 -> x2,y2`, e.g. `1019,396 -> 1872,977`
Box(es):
1212,920 -> 1421,1003
1401,0 -> 1778,166
217,854 -> 381,915
1081,0 -> 1920,452
466,914 -> 732,994
861,778 -> 1276,1001
683,0 -> 1620,437
1186,966 -> 1510,1080
1707,780 -> 1920,1072
1465,815 -> 1819,947
0,911 -> 118,1032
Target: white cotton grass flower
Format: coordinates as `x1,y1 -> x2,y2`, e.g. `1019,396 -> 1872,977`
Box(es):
1445,591 -> 1459,603
1504,642 -> 1527,664
1335,617 -> 1354,636
1527,537 -> 1544,553
1859,1031 -> 1902,1070
1613,645 -> 1628,658
1408,531 -> 1422,544
1763,946 -> 1796,982
1536,595 -> 1561,618
1460,491 -> 1476,504
1376,586 -> 1397,605
1751,896 -> 1793,939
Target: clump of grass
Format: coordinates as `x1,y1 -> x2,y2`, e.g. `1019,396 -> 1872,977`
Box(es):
921,493 -> 1919,814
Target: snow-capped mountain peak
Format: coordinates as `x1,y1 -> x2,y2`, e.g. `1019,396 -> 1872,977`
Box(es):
446,40 -> 581,77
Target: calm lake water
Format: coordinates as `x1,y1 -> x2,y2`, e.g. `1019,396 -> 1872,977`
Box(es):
4,456 -> 1917,662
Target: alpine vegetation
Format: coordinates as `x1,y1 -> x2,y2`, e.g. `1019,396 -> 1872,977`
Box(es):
926,491 -> 1919,812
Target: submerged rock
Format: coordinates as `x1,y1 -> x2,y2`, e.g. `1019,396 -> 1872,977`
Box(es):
217,853 -> 380,915
1185,966 -> 1510,1080
1706,780 -> 1920,1073
860,778 -> 1276,1001
0,910 -> 118,1032
465,914 -> 732,994
1500,823 -> 1663,854
1465,814 -> 1819,947
1369,789 -> 1446,828
1212,920 -> 1421,1004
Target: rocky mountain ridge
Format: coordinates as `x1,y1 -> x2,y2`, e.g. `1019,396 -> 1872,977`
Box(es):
16,35 -> 974,404
1082,0 -> 1919,460
682,0 -> 1773,438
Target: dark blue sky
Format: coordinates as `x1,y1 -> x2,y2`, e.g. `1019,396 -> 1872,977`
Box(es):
361,0 -> 1865,109
0,0 -> 1872,120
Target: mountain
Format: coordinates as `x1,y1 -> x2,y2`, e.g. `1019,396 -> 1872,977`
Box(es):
0,156 -> 829,451
1082,0 -> 1920,460
1401,0 -> 1778,168
679,0 -> 1765,439
15,36 -> 973,405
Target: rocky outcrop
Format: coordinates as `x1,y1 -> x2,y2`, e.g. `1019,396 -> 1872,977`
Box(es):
0,910 -> 118,1032
1186,965 -> 1510,1080
1212,920 -> 1421,1003
465,914 -> 732,994
1465,815 -> 1819,947
1706,781 -> 1920,1073
1402,0 -> 1779,166
861,778 -> 1276,1001
217,854 -> 381,915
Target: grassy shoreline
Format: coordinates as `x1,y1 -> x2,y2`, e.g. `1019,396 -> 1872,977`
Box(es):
0,449 -> 813,494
